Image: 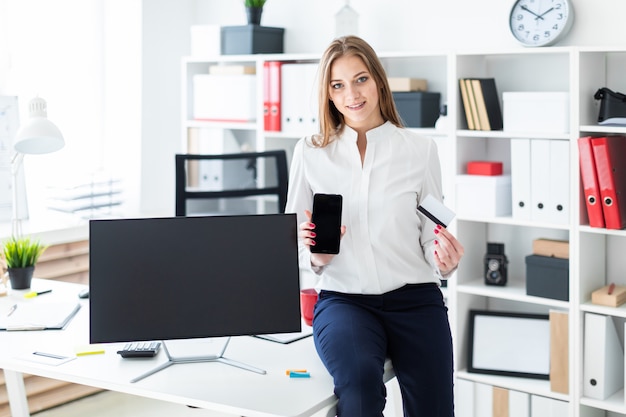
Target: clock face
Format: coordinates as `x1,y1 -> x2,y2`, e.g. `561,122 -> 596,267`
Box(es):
509,0 -> 574,47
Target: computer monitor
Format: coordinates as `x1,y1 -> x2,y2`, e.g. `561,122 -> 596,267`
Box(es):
89,214 -> 301,345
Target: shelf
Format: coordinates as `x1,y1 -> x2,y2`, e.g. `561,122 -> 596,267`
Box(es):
580,124 -> 626,135
456,370 -> 569,402
580,389 -> 626,414
579,225 -> 626,237
183,53 -> 321,65
580,301 -> 626,319
457,129 -> 570,140
184,120 -> 258,131
457,279 -> 569,309
456,215 -> 571,231
180,47 -> 626,417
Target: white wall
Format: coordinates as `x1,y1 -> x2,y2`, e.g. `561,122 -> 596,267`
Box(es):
196,0 -> 626,53
140,0 -> 195,215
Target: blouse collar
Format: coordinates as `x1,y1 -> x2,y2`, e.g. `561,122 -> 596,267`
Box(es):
342,121 -> 395,144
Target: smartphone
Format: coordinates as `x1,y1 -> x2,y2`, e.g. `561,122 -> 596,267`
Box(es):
310,193 -> 343,254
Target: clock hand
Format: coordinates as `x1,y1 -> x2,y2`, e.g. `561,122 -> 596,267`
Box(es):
520,5 -> 544,20
537,7 -> 555,19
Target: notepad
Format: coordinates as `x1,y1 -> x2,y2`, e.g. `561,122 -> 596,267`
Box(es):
0,302 -> 81,330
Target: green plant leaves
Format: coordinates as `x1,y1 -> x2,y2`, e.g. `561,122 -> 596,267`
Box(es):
1,236 -> 48,268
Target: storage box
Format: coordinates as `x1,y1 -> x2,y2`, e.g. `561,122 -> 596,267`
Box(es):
503,92 -> 569,134
392,92 -> 440,127
455,175 -> 512,217
193,74 -> 257,122
525,255 -> 569,301
532,238 -> 569,259
591,285 -> 626,307
220,25 -> 284,55
190,25 -> 221,57
467,161 -> 503,176
387,77 -> 428,92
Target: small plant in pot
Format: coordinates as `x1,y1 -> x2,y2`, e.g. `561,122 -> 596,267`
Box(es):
1,236 -> 47,290
244,0 -> 267,25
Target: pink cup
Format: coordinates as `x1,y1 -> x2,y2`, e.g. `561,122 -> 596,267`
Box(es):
300,288 -> 318,326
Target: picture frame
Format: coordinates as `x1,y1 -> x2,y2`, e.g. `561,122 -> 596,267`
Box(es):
468,310 -> 550,380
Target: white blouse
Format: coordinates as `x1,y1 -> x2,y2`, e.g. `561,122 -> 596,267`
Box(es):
285,121 -> 445,295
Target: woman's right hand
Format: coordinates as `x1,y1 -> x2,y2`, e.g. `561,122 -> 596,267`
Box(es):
300,209 -> 346,268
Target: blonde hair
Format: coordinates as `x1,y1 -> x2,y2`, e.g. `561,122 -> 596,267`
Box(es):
312,35 -> 403,147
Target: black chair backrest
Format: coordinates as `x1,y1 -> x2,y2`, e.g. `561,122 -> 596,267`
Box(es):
175,150 -> 288,217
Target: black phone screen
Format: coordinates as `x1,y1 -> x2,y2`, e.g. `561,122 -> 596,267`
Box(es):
310,193 -> 342,254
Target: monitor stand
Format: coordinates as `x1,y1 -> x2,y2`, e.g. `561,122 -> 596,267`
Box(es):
130,337 -> 266,383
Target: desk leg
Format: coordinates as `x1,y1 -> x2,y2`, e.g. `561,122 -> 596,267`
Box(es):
4,370 -> 30,417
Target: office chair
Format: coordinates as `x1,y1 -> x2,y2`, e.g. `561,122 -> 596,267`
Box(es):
175,150 -> 288,217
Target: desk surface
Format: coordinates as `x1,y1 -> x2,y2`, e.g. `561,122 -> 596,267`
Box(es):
0,279 -> 388,417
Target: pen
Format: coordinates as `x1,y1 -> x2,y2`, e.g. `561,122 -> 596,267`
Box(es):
24,289 -> 52,299
6,304 -> 17,317
33,351 -> 69,360
608,283 -> 616,295
289,371 -> 311,378
285,369 -> 308,375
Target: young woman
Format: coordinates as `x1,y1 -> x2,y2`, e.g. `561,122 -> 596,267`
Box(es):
285,35 -> 464,417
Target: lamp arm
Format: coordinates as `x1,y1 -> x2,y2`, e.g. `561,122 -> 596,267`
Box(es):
10,152 -> 25,237
10,152 -> 24,175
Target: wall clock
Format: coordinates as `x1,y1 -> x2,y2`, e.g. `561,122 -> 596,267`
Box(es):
509,0 -> 574,47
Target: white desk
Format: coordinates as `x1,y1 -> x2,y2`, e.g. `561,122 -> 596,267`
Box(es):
0,279 -> 395,417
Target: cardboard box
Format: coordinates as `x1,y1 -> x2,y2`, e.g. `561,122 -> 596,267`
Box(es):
467,161 -> 503,176
455,175 -> 512,217
532,238 -> 569,259
591,285 -> 626,307
503,92 -> 569,134
387,77 -> 428,92
220,25 -> 284,55
525,255 -> 569,301
392,91 -> 440,127
190,25 -> 221,57
193,74 -> 257,122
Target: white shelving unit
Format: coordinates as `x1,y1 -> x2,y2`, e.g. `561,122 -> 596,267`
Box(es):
181,47 -> 626,417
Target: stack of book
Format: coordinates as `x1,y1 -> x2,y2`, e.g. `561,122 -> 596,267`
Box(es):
459,78 -> 503,131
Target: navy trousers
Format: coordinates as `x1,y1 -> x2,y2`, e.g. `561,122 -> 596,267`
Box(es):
313,283 -> 454,417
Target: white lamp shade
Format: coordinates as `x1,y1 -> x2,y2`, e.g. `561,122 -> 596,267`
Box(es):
13,97 -> 65,155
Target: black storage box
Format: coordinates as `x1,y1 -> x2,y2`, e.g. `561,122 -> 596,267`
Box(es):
221,25 -> 284,55
392,91 -> 441,128
525,255 -> 569,301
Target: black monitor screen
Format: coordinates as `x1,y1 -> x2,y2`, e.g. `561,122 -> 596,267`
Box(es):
89,214 -> 301,343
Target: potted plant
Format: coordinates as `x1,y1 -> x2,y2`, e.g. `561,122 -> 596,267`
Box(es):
1,236 -> 48,290
244,0 -> 266,25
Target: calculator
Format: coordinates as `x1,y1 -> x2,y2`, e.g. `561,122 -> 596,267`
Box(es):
116,341 -> 162,358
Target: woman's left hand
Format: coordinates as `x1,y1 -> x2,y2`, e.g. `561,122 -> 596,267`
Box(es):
433,225 -> 464,275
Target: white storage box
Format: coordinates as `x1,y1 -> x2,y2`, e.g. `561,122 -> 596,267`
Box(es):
455,175 -> 512,217
193,74 -> 257,122
503,92 -> 569,134
190,25 -> 221,57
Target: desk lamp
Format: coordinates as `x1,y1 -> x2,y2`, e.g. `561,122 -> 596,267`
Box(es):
10,97 -> 65,237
